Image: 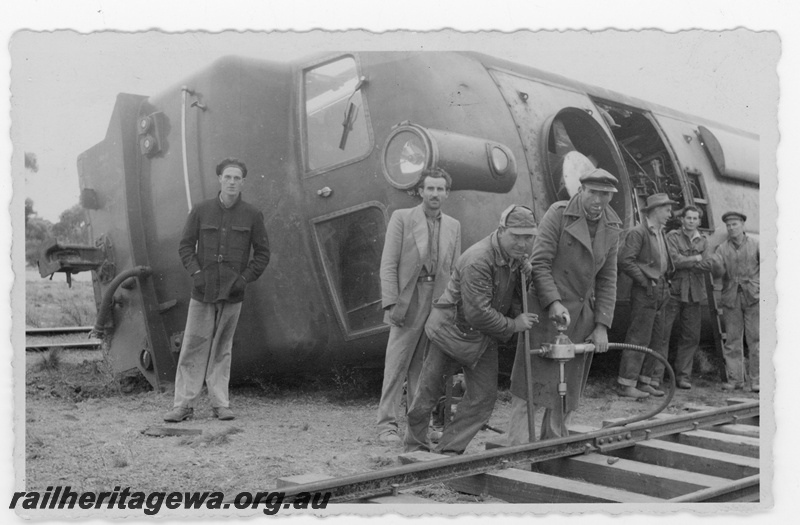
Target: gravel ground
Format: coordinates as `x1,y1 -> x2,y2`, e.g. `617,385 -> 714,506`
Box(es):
23,346 -> 759,503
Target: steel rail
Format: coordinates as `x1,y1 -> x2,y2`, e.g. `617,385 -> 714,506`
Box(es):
279,401 -> 759,503
26,326 -> 93,337
26,341 -> 101,352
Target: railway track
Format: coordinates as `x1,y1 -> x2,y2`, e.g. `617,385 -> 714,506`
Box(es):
276,399 -> 760,504
25,326 -> 100,351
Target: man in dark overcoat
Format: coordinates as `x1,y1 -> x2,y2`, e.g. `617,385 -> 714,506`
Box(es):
507,169 -> 622,442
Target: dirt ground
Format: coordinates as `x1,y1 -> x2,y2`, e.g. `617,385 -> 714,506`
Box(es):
23,346 -> 759,502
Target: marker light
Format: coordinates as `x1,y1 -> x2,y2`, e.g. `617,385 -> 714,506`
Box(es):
490,146 -> 509,174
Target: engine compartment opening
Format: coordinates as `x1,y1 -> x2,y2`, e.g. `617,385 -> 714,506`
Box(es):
542,107 -> 631,225
594,99 -> 687,228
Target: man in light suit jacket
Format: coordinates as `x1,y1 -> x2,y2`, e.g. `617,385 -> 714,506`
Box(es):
376,168 -> 461,443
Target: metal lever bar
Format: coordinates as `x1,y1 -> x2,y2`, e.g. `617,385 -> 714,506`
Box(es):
520,272 -> 537,443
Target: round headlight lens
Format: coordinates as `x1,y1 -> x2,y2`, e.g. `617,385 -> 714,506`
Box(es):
383,129 -> 429,189
490,146 -> 509,174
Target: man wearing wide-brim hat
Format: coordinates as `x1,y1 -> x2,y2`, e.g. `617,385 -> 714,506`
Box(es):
616,193 -> 677,398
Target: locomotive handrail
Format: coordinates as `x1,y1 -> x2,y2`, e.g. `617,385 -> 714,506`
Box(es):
181,86 -> 193,212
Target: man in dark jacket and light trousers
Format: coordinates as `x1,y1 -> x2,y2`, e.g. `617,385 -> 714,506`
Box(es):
164,158 -> 270,422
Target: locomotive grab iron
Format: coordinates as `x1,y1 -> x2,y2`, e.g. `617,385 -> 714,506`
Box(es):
37,51 -> 759,389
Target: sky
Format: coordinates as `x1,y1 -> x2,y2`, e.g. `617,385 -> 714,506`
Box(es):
3,2 -> 798,524
11,29 -> 777,222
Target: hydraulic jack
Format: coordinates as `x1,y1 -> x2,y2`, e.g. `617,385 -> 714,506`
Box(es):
519,273 -> 676,442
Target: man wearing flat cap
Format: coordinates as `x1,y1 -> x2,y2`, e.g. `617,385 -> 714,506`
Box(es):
662,205 -> 714,390
617,193 -> 677,399
405,205 -> 538,454
710,211 -> 759,392
164,158 -> 270,422
507,168 -> 622,442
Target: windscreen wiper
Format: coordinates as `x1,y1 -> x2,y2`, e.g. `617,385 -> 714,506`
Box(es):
339,76 -> 368,150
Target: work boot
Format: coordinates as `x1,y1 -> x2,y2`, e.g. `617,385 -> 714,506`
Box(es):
676,379 -> 692,390
638,384 -> 665,397
721,382 -> 743,391
617,385 -> 650,399
164,406 -> 193,422
213,407 -> 235,421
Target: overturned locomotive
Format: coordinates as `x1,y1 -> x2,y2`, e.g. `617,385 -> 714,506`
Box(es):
38,52 -> 759,389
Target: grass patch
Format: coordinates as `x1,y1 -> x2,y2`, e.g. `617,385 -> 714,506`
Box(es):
33,347 -> 63,372
26,272 -> 96,328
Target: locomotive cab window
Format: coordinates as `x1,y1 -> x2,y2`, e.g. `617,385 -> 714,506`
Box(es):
304,57 -> 371,173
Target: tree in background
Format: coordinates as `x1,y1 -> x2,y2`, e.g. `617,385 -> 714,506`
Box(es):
25,199 -> 53,267
25,152 -> 91,266
24,201 -> 90,267
51,204 -> 91,245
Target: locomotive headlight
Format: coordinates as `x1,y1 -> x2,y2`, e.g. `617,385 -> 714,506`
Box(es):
490,146 -> 510,174
382,125 -> 434,190
381,121 -> 517,193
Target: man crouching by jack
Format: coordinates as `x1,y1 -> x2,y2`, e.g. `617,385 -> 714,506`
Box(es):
404,205 -> 538,455
507,168 -> 622,443
164,158 -> 270,422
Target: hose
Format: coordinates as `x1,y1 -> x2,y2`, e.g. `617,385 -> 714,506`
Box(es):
603,342 -> 676,428
90,265 -> 152,339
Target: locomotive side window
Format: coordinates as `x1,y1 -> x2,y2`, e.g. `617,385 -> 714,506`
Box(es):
312,204 -> 387,338
304,57 -> 371,173
686,170 -> 713,231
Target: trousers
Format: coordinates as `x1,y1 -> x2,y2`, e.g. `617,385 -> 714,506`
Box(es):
173,299 -> 242,408
722,290 -> 760,387
405,340 -> 498,454
663,297 -> 702,383
618,279 -> 670,387
376,280 -> 435,435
